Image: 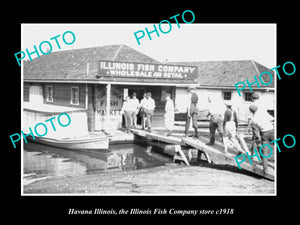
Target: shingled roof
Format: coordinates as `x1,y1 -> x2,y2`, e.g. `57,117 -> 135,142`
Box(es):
24,44 -> 274,89
24,44 -> 160,80
170,60 -> 274,88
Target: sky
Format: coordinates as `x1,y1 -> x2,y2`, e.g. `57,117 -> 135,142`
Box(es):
22,23 -> 276,68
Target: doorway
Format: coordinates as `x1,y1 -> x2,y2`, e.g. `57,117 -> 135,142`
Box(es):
126,85 -> 175,127
128,87 -> 146,101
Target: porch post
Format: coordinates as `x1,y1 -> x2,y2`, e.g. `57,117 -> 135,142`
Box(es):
105,83 -> 111,131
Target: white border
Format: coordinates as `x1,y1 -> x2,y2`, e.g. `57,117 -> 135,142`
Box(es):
21,23 -> 277,196
21,24 -> 24,196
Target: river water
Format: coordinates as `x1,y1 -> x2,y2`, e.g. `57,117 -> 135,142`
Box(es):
23,142 -> 173,184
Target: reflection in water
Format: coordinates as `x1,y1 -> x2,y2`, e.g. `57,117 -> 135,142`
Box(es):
23,142 -> 172,182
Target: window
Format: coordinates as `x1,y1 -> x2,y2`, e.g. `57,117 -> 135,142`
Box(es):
71,86 -> 79,105
244,92 -> 253,102
46,85 -> 53,102
29,85 -> 43,104
223,91 -> 232,100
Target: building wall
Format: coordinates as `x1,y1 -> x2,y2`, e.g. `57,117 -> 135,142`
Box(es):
23,83 -> 30,102
232,90 -> 275,120
47,83 -> 86,108
23,82 -> 87,108
23,82 -> 97,132
23,82 -> 275,131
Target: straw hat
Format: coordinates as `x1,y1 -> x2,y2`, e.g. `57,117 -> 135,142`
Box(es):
225,100 -> 233,107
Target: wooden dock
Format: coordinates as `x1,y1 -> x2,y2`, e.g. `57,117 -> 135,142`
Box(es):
130,128 -> 274,181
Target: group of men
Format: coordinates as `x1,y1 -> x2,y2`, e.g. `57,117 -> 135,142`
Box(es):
120,88 -> 274,172
121,92 -> 155,132
183,87 -> 274,173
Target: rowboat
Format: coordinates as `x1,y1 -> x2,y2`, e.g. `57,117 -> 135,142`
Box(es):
26,134 -> 109,151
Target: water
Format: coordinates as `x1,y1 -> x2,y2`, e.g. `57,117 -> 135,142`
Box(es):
23,142 -> 173,184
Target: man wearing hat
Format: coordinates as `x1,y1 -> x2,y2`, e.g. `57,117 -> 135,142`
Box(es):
247,92 -> 262,132
185,86 -> 199,138
249,104 -> 274,174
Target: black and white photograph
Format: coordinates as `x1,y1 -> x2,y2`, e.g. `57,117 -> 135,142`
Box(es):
4,6 -> 298,221
20,23 -> 276,195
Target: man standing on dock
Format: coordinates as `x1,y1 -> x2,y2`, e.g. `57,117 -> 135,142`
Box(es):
185,86 -> 199,138
139,93 -> 148,130
223,100 -> 243,154
121,96 -> 133,133
144,92 -> 155,132
249,104 -> 274,174
207,97 -> 225,145
164,93 -> 175,136
131,92 -> 140,128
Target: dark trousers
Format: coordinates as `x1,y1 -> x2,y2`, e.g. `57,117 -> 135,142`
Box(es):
209,114 -> 223,144
140,110 -> 147,129
259,129 -> 274,173
185,113 -> 198,136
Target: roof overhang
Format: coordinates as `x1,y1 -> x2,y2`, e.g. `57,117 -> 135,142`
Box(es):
23,79 -> 195,87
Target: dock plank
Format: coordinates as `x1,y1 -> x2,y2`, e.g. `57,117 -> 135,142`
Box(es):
182,137 -> 274,180
130,128 -> 274,180
145,133 -> 182,145
131,129 -> 183,145
197,135 -> 274,168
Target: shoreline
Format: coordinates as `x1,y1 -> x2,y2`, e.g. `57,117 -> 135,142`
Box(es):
23,161 -> 274,195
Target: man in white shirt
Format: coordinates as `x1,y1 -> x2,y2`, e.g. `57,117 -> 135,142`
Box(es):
164,93 -> 174,135
144,92 -> 155,132
121,96 -> 133,132
249,104 -> 274,174
130,92 -> 140,128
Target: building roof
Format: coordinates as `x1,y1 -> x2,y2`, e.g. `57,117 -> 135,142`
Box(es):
24,44 -> 160,81
24,44 -> 274,89
170,60 -> 274,88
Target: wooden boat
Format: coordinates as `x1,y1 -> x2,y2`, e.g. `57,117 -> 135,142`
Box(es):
26,134 -> 109,151
23,103 -> 109,151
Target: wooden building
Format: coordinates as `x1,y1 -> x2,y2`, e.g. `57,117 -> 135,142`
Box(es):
173,60 -> 275,121
23,44 -> 275,132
